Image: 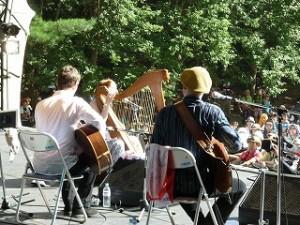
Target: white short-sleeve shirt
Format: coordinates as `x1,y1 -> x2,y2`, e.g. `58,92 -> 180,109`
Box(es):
33,89 -> 106,175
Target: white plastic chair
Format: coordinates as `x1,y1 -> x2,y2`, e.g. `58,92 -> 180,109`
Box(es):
145,143 -> 219,225
16,129 -> 87,225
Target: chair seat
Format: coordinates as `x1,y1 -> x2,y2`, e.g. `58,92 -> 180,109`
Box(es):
23,173 -> 83,182
174,196 -> 199,204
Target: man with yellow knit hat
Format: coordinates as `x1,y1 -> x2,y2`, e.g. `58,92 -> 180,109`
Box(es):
151,66 -> 244,224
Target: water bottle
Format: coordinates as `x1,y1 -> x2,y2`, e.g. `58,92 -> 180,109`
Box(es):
129,217 -> 137,225
102,183 -> 111,208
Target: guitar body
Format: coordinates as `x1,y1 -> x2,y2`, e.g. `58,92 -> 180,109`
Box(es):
75,124 -> 112,175
197,137 -> 232,193
210,138 -> 232,193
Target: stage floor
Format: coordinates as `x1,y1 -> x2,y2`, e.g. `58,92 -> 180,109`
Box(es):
0,131 -> 261,225
0,132 -> 195,225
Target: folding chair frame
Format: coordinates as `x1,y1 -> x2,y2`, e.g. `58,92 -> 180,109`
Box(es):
16,129 -> 87,225
145,144 -> 219,225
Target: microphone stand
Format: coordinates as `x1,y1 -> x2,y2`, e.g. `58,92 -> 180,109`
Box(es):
275,107 -> 284,225
273,106 -> 300,225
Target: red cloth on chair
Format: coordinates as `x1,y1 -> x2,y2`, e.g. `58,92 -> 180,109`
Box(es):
146,145 -> 175,202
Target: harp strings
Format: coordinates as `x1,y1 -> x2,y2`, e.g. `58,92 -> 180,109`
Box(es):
112,87 -> 156,135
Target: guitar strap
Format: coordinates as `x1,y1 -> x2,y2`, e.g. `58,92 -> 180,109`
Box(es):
175,100 -> 233,194
174,100 -> 211,150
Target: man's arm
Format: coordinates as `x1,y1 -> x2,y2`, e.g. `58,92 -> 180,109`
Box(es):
214,109 -> 242,153
76,97 -> 107,138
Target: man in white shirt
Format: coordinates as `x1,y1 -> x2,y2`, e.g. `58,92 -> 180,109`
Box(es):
34,65 -> 104,218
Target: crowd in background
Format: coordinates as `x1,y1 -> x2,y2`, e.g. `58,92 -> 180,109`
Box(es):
229,109 -> 300,173
20,82 -> 300,175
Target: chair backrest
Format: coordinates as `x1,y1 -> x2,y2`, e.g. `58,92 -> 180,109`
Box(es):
18,129 -> 67,175
146,143 -> 197,169
18,129 -> 59,152
146,143 -> 202,202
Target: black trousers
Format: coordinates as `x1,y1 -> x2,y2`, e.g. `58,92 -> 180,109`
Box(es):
62,154 -> 97,210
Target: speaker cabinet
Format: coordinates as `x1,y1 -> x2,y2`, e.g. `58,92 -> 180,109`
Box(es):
239,172 -> 300,225
99,159 -> 144,207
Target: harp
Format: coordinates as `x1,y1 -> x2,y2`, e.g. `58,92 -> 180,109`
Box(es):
95,69 -> 170,152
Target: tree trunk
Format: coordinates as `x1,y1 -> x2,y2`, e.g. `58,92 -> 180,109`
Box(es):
249,63 -> 258,95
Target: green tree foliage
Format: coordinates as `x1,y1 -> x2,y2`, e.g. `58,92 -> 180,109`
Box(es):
24,0 -> 300,100
24,17 -> 97,96
89,0 -> 163,88
228,0 -> 300,96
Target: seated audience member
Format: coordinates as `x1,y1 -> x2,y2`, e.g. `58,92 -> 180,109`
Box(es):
285,124 -> 300,154
230,136 -> 262,166
258,113 -> 268,129
290,99 -> 300,123
255,138 -> 278,171
151,66 -> 245,223
269,111 -> 278,124
237,116 -> 255,149
250,123 -> 264,140
263,120 -> 276,138
275,106 -> 289,135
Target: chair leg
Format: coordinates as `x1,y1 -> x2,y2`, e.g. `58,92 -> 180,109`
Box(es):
37,180 -> 53,214
146,201 -> 154,225
202,192 -> 219,225
50,173 -> 65,225
166,205 -> 176,225
194,192 -> 203,225
16,178 -> 26,223
196,169 -> 219,225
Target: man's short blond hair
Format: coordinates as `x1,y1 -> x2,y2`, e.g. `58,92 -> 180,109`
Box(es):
57,65 -> 81,90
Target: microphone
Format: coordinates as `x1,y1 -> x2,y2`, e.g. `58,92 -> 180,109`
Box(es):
123,98 -> 143,110
211,91 -> 233,100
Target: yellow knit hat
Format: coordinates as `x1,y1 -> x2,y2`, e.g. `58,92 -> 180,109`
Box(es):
180,66 -> 212,94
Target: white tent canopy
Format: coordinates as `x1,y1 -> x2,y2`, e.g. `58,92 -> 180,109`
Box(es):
0,0 -> 35,126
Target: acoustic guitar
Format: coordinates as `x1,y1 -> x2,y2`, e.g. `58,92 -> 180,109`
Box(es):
175,101 -> 232,193
75,124 -> 113,175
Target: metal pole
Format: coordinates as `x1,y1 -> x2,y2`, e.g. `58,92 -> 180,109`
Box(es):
0,0 -> 9,111
0,46 -> 4,110
0,152 -> 9,209
276,110 -> 284,225
258,169 -> 268,225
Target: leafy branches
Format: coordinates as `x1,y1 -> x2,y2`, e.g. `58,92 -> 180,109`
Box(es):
24,0 -> 300,100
